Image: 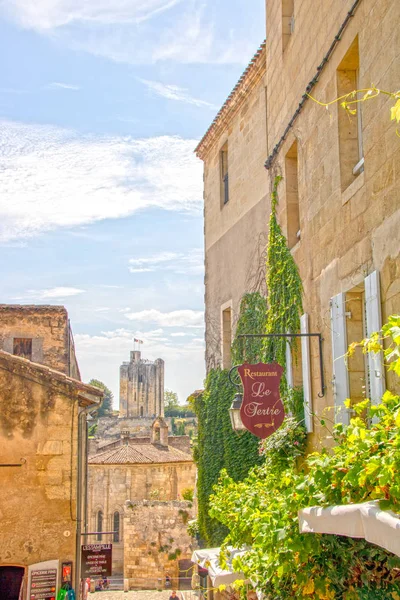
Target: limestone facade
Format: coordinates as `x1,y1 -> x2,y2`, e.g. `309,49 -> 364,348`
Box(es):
0,304 -> 80,379
197,0 -> 400,447
119,351 -> 164,418
0,350 -> 102,598
88,422 -> 196,578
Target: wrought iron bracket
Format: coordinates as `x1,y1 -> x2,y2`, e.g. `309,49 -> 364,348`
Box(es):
231,333 -> 325,398
0,458 -> 26,467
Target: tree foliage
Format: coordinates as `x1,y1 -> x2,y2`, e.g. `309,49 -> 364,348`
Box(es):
164,389 -> 179,411
210,317 -> 400,599
88,378 -> 113,417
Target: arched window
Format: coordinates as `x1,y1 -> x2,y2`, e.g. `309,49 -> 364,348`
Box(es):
113,511 -> 120,543
97,510 -> 103,541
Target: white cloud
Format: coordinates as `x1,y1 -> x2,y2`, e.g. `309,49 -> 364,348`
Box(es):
14,286 -> 86,300
138,78 -> 217,110
47,82 -> 80,90
1,0 -> 257,66
170,332 -> 187,337
125,308 -> 204,328
128,249 -> 203,275
0,119 -> 202,242
3,0 -> 186,30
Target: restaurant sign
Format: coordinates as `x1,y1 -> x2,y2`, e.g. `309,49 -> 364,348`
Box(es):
237,362 -> 285,438
81,544 -> 112,578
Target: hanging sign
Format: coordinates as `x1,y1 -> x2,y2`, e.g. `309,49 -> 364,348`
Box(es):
237,362 -> 285,438
81,544 -> 112,578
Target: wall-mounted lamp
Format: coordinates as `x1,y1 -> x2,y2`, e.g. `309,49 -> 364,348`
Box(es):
229,392 -> 245,431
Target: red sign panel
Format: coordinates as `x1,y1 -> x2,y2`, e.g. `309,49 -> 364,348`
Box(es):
237,362 -> 285,439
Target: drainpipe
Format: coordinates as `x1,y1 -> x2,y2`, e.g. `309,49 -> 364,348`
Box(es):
75,410 -> 86,595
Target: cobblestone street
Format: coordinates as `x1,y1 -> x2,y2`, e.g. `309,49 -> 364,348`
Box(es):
89,591 -> 180,600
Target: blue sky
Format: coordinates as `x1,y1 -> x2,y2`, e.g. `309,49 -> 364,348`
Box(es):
0,0 -> 265,405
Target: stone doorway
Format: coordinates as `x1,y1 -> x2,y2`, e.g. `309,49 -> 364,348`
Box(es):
178,559 -> 193,590
0,566 -> 25,600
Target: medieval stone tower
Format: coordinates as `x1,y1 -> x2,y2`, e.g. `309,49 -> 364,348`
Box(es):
119,350 -> 164,418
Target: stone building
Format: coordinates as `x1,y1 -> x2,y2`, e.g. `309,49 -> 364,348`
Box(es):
196,0 -> 400,447
119,350 -> 164,418
0,348 -> 102,599
0,304 -> 81,380
88,419 -> 196,582
123,500 -> 195,590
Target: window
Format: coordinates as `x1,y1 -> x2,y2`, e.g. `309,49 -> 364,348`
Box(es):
285,140 -> 300,249
138,374 -> 143,383
330,271 -> 385,425
222,307 -> 232,370
337,36 -> 364,192
113,512 -> 120,543
220,142 -> 229,206
140,406 -> 144,417
13,338 -> 32,360
282,0 -> 294,51
97,510 -> 103,541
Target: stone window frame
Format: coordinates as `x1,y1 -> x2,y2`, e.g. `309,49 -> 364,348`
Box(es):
221,300 -> 233,370
2,335 -> 43,363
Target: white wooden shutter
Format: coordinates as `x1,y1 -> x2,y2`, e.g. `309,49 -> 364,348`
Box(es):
286,335 -> 294,389
300,314 -> 313,433
330,293 -> 350,425
365,270 -> 386,405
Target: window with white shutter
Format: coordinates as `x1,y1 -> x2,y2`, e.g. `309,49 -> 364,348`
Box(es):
330,293 -> 351,425
300,314 -> 313,433
364,270 -> 386,405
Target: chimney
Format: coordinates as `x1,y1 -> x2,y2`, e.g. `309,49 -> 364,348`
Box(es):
121,430 -> 130,445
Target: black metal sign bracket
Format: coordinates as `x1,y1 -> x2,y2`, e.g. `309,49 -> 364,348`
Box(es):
234,333 -> 326,398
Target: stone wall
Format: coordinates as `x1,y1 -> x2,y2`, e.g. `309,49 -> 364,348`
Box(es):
0,304 -> 80,378
264,0 -> 400,444
0,353 -> 85,574
123,501 -> 195,589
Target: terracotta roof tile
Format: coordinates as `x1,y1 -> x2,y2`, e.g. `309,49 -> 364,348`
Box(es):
89,443 -> 192,465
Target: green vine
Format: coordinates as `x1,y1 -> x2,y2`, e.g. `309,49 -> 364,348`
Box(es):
191,292 -> 267,547
231,292 -> 268,364
264,175 -> 303,371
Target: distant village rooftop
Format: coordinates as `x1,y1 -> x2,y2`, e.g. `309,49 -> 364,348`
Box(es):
89,443 -> 193,465
195,40 -> 266,161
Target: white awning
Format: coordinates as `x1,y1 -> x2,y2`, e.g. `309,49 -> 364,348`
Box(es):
191,547 -> 245,587
299,500 -> 400,557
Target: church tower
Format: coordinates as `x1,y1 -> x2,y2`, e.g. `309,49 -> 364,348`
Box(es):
119,351 -> 164,418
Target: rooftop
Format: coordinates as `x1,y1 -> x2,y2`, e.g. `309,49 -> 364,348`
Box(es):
89,443 -> 193,465
0,350 -> 103,407
0,304 -> 67,313
195,40 -> 266,160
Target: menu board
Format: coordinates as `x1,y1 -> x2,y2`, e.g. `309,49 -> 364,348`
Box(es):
81,544 -> 112,577
29,568 -> 57,600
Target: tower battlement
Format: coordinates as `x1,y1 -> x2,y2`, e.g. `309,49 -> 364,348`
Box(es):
119,350 -> 164,419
